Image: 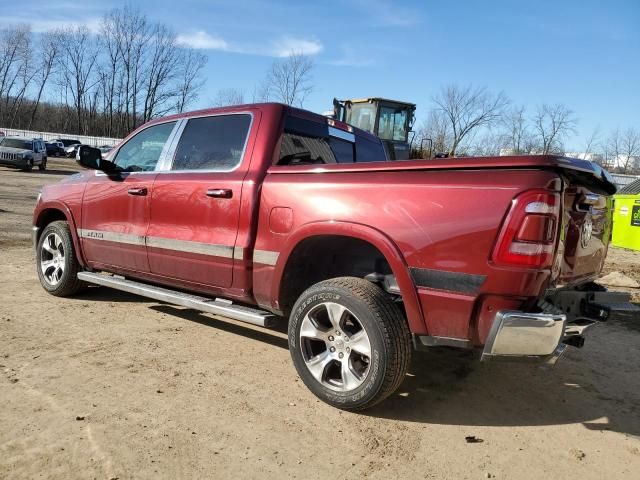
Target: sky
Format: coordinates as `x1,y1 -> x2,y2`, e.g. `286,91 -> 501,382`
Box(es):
1,0 -> 638,149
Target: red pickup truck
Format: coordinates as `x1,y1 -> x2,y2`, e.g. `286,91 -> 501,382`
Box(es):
32,103 -> 635,410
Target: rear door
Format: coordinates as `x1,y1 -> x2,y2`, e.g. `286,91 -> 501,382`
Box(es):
80,121 -> 178,272
146,112 -> 254,288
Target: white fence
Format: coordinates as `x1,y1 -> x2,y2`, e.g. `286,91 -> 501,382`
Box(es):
611,173 -> 640,189
0,127 -> 121,148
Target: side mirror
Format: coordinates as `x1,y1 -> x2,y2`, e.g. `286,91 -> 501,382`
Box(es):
77,145 -> 119,173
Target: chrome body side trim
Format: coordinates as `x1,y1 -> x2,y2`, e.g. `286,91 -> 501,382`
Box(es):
145,236 -> 234,258
481,310 -> 567,362
77,272 -> 276,327
233,246 -> 244,260
253,249 -> 279,266
77,228 -> 146,246
77,229 -> 281,266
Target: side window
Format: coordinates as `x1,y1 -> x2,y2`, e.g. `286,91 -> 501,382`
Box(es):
355,135 -> 387,163
114,121 -> 176,172
329,137 -> 354,163
172,114 -> 251,171
277,116 -> 354,165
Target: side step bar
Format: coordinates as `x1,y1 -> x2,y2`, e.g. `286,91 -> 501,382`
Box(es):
77,272 -> 276,328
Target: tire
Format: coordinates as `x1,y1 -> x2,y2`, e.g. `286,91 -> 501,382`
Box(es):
23,158 -> 33,171
38,157 -> 47,171
289,277 -> 411,410
36,220 -> 85,296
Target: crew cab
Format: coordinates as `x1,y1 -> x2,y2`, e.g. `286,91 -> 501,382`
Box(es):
32,103 -> 637,410
0,136 -> 47,171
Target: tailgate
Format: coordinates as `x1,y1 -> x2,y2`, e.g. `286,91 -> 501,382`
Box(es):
555,171 -> 615,286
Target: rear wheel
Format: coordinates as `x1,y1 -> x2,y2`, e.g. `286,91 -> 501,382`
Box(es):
36,221 -> 85,296
38,157 -> 47,171
289,277 -> 411,410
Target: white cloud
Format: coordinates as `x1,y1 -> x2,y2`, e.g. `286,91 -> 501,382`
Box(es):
270,36 -> 323,57
175,31 -> 323,58
176,31 -> 229,50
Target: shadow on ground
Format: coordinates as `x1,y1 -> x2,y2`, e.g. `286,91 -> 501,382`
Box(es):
65,285 -> 640,438
367,346 -> 640,438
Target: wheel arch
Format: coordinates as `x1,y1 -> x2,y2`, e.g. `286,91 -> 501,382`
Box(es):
34,202 -> 86,266
271,221 -> 426,334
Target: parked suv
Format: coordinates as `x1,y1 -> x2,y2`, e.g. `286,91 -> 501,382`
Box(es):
32,103 -> 637,410
0,137 -> 47,171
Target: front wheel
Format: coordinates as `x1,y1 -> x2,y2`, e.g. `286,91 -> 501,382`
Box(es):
23,158 -> 33,171
288,277 -> 411,410
36,221 -> 85,296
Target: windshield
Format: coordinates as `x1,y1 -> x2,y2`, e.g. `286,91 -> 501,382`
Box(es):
378,106 -> 409,142
0,138 -> 32,150
346,103 -> 377,134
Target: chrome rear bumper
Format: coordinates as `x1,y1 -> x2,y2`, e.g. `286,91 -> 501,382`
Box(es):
481,310 -> 567,364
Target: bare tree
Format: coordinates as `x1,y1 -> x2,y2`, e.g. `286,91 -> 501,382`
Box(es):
501,105 -> 532,154
582,126 -> 601,158
141,24 -> 180,122
57,25 -> 99,133
0,25 -> 32,126
468,131 -> 505,157
212,88 -> 245,107
174,48 -> 207,113
532,103 -> 577,154
28,31 -> 60,129
608,127 -> 640,173
432,84 -> 509,157
417,109 -> 452,157
261,51 -> 313,107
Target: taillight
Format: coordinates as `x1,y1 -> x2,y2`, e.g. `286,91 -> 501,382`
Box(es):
492,190 -> 561,268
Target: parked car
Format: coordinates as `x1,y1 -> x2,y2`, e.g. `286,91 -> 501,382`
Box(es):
65,144 -> 82,158
56,138 -> 81,157
45,141 -> 65,157
0,136 -> 47,171
98,145 -> 113,155
32,103 -> 637,410
57,138 -> 81,147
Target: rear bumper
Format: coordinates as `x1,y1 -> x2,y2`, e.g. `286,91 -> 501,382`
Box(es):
481,310 -> 567,364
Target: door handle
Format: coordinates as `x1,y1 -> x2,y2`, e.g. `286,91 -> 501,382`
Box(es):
127,187 -> 148,196
206,188 -> 233,199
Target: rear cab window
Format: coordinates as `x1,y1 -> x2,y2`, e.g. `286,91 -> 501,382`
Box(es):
277,115 -> 387,166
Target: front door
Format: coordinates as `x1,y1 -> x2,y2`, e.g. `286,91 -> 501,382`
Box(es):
147,113 -> 254,288
80,121 -> 177,272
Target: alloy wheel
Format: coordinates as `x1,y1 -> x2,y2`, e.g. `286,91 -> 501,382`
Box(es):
299,302 -> 372,392
40,232 -> 66,286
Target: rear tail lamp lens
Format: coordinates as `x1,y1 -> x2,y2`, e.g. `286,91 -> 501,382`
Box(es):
492,190 -> 561,268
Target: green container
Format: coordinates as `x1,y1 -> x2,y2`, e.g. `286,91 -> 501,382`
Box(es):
612,179 -> 640,251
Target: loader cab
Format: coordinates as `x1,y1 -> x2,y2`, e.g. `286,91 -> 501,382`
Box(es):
333,98 -> 416,160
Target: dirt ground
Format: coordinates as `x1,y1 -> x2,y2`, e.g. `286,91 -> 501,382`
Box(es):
1,161 -> 639,480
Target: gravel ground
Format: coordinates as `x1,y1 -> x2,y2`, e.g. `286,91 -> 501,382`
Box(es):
1,162 -> 639,479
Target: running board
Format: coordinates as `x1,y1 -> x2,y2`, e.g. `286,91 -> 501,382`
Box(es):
77,272 -> 276,328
